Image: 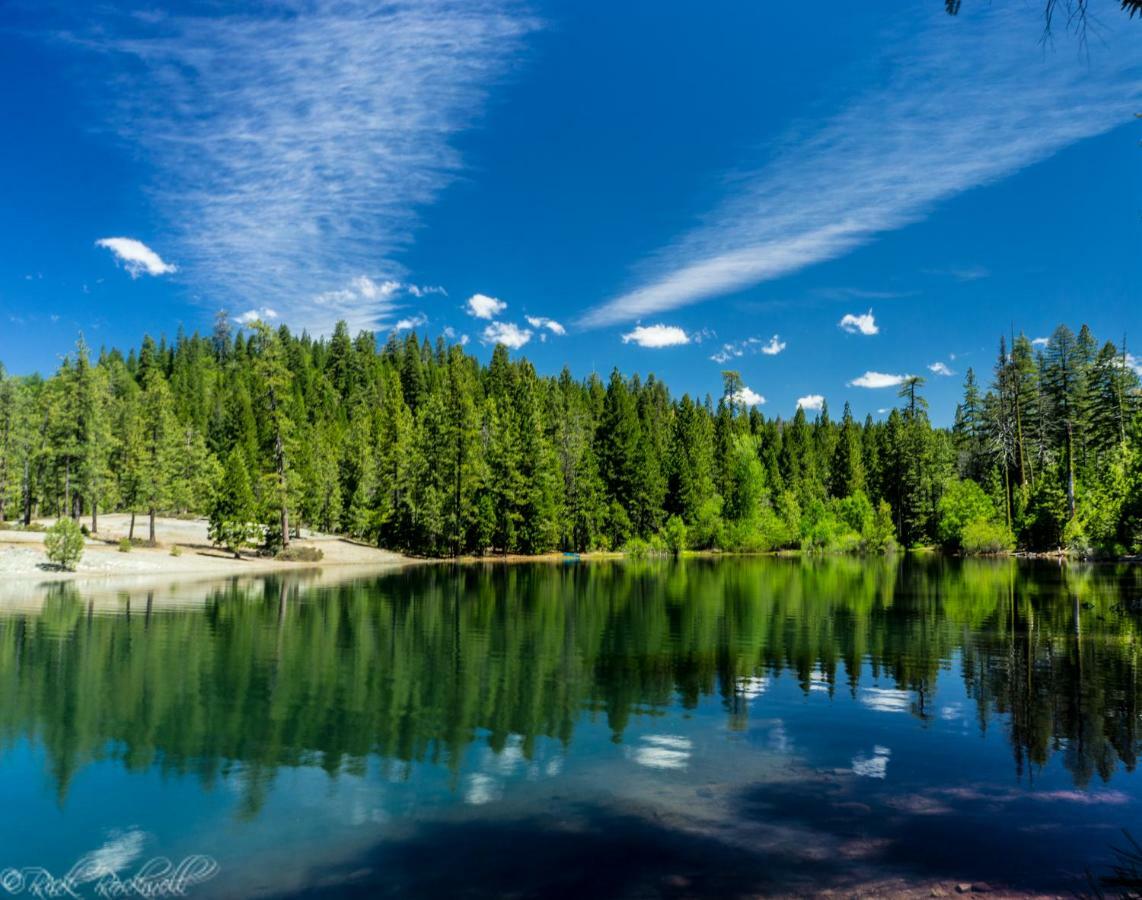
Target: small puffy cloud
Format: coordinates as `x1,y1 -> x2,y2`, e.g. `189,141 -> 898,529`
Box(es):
849,371 -> 911,389
928,361 -> 955,377
622,324 -> 690,348
1031,336 -> 1049,348
467,293 -> 507,319
709,334 -> 783,363
443,326 -> 470,346
739,387 -> 766,407
1126,353 -> 1142,377
797,394 -> 825,411
393,313 -> 428,332
839,309 -> 878,336
761,334 -> 786,355
235,307 -> 279,324
525,315 -> 565,336
95,237 -> 177,278
482,321 -> 531,349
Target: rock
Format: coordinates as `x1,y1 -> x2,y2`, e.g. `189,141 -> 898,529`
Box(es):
956,885 -> 973,894
971,885 -> 992,894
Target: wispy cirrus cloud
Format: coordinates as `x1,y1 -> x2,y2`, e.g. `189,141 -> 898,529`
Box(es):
928,361 -> 955,376
57,2 -> 536,334
579,7 -> 1141,328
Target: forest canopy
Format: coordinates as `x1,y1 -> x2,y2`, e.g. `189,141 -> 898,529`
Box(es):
0,318 -> 1139,558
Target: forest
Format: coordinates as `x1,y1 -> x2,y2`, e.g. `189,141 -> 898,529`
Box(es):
0,317 -> 1139,558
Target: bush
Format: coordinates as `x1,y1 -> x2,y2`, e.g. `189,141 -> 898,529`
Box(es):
937,479 -> 1000,551
118,538 -> 132,553
169,544 -> 183,558
661,515 -> 688,556
960,519 -> 1015,555
622,535 -> 668,558
45,518 -> 85,571
276,545 -> 324,562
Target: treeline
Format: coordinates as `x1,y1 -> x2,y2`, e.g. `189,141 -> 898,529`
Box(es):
0,317 -> 1138,556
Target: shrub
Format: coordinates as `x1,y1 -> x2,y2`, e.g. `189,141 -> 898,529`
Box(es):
118,538 -> 132,553
169,544 -> 183,558
937,479 -> 999,551
276,545 -> 324,562
45,518 -> 85,571
661,515 -> 688,556
623,535 -> 667,558
960,518 -> 1015,555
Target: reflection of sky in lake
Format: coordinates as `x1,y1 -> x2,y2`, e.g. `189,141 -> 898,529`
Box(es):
0,558 -> 1139,896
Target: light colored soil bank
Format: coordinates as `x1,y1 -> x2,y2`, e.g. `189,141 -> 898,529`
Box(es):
0,513 -> 408,588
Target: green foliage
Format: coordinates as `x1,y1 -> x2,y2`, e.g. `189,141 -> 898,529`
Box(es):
118,538 -> 132,553
44,518 -> 85,570
937,479 -> 1001,551
661,515 -> 688,555
960,519 -> 1015,555
277,544 -> 324,562
1,318 -> 1138,559
209,449 -> 259,558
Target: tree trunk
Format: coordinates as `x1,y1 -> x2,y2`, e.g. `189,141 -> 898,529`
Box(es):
276,432 -> 290,550
129,511 -> 136,541
149,508 -> 156,544
22,459 -> 31,526
91,500 -> 98,536
64,458 -> 71,520
1065,422 -> 1076,520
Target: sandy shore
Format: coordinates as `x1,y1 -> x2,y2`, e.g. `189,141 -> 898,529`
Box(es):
0,513 -> 410,585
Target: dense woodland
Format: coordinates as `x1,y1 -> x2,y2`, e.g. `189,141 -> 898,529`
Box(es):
0,317 -> 1139,557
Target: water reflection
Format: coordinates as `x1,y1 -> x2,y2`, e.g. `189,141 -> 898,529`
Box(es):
0,557 -> 1139,812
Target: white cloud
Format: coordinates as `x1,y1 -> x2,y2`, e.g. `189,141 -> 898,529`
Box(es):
579,7 -> 1140,327
621,324 -> 690,348
839,310 -> 878,336
235,307 -> 279,324
739,387 -> 766,407
352,277 -> 401,301
625,735 -> 692,771
443,326 -> 470,346
849,371 -> 911,389
928,361 -> 955,376
95,237 -> 177,278
408,284 -> 447,298
467,293 -> 507,320
482,321 -> 531,349
1127,353 -> 1142,377
1031,336 -> 1050,347
67,4 -> 536,334
393,313 -> 428,332
709,334 -> 783,363
851,746 -> 892,779
797,394 -> 825,412
525,315 -> 565,335
761,334 -> 786,355
860,687 -> 911,713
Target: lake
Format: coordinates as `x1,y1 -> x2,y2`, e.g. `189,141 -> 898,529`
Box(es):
0,557 -> 1140,897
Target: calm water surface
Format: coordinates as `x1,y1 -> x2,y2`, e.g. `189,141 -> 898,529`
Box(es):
1,557 -> 1141,897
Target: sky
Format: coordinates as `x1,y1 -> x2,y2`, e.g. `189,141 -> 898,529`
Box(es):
0,0 -> 1140,425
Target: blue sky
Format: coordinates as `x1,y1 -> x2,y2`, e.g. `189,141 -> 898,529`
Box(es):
0,0 -> 1139,424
